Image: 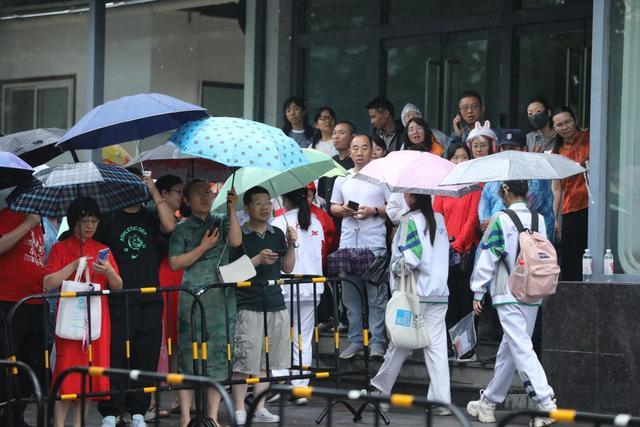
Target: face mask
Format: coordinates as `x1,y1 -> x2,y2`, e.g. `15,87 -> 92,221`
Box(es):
528,111 -> 549,130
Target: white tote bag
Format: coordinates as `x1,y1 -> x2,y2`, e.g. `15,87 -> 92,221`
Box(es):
385,262 -> 429,350
55,257 -> 102,342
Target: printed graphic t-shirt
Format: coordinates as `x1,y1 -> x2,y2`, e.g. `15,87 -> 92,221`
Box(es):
95,208 -> 162,304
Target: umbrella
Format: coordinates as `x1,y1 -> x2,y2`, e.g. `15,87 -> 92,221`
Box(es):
211,148 -> 347,213
8,162 -> 149,217
0,128 -> 65,166
0,152 -> 35,190
353,151 -> 480,197
56,93 -> 209,150
173,117 -> 308,171
126,141 -> 232,182
439,150 -> 587,185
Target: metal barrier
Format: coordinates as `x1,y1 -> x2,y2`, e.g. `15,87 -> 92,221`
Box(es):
496,408 -> 640,427
0,359 -> 44,427
48,366 -> 235,427
247,384 -> 471,427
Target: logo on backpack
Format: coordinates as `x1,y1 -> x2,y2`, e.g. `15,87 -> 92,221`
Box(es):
502,209 -> 560,303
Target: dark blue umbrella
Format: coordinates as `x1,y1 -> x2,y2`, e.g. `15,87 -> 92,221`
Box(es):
56,93 -> 209,150
0,152 -> 35,190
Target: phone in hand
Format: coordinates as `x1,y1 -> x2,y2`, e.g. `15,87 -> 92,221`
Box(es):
97,248 -> 110,264
454,114 -> 462,131
347,200 -> 359,211
209,218 -> 222,235
276,247 -> 288,257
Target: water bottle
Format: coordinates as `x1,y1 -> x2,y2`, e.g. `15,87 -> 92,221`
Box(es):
582,249 -> 593,282
604,249 -> 614,281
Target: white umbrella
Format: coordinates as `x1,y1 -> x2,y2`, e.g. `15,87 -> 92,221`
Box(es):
440,151 -> 586,185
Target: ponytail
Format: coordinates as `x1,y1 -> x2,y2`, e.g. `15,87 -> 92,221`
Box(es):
408,193 -> 436,245
283,188 -> 311,231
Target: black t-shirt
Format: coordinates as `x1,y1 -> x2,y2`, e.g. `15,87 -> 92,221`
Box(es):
95,208 -> 163,304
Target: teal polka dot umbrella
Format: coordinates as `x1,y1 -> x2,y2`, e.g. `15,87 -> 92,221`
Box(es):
172,117 -> 308,171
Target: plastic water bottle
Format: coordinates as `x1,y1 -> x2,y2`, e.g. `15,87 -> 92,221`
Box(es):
604,249 -> 614,281
582,249 -> 593,282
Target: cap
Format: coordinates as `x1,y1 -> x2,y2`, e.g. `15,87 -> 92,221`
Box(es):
498,129 -> 526,147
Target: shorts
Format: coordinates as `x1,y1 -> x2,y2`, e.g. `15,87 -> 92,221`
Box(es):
233,309 -> 290,376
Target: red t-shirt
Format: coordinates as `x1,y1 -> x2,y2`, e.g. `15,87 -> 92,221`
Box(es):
0,209 -> 46,303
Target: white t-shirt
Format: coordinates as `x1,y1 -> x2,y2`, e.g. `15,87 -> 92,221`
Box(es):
331,169 -> 390,249
314,140 -> 338,157
271,209 -> 324,301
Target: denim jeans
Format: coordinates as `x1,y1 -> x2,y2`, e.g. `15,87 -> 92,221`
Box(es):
342,247 -> 388,346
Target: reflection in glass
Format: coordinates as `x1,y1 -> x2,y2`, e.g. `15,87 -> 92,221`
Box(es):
388,0 -> 501,24
304,0 -> 377,32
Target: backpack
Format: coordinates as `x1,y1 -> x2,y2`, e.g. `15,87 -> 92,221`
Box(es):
502,209 -> 560,303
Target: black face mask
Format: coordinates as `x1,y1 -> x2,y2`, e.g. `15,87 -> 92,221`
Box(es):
528,111 -> 549,130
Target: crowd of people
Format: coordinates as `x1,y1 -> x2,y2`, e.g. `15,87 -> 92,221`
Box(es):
0,91 -> 590,427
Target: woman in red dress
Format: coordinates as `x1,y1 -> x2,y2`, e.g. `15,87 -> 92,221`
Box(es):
44,197 -> 122,427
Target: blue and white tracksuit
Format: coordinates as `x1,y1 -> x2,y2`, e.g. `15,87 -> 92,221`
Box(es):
471,202 -> 554,405
371,211 -> 451,403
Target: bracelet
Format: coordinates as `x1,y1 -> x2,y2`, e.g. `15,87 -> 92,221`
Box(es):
374,207 -> 379,217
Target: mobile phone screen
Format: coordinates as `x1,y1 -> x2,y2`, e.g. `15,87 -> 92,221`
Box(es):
97,248 -> 110,263
347,200 -> 359,211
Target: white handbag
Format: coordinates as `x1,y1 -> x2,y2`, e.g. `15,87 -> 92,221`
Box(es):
385,265 -> 429,350
55,257 -> 102,342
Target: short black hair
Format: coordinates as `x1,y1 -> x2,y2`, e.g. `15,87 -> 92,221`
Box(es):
366,96 -> 395,118
503,180 -> 529,197
335,120 -> 357,134
155,174 -> 183,194
446,142 -> 472,161
371,134 -> 387,152
350,134 -> 372,148
67,197 -> 101,231
313,106 -> 337,124
243,186 -> 271,206
457,90 -> 483,106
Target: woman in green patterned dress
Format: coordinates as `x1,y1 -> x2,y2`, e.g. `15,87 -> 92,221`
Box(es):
169,179 -> 242,427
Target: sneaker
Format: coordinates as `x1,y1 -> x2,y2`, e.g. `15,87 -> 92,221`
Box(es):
266,392 -> 281,404
101,416 -> 117,427
339,343 -> 364,359
429,406 -> 452,416
288,395 -> 308,406
531,399 -> 558,427
252,408 -> 280,423
235,410 -> 247,426
466,390 -> 496,423
130,414 -> 147,427
369,343 -> 385,359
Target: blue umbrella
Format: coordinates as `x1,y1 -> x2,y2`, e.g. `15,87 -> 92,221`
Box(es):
0,152 -> 35,190
172,117 -> 308,171
56,93 -> 209,150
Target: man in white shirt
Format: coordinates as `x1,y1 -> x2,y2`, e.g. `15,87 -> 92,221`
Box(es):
331,135 -> 390,359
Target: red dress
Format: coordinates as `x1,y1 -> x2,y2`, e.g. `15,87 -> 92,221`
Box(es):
158,255 -> 183,347
46,237 -> 119,398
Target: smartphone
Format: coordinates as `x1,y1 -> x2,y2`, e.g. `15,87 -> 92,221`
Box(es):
347,200 -> 359,211
142,170 -> 152,178
97,248 -> 110,263
209,218 -> 222,234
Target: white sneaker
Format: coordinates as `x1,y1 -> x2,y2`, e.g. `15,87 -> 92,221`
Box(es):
467,390 -> 497,423
235,410 -> 247,426
531,399 -> 558,427
101,416 -> 117,427
130,414 -> 147,427
252,408 -> 280,423
430,406 -> 452,416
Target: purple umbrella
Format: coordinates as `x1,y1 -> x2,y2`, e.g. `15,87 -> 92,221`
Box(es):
0,152 -> 35,190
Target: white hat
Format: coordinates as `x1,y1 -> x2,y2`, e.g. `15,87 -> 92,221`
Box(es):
467,120 -> 497,142
401,103 -> 422,127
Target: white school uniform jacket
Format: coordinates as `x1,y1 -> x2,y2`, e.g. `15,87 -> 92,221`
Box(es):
390,210 -> 449,304
470,201 -> 547,306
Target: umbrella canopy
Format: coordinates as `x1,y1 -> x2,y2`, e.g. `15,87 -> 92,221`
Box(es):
439,150 -> 587,185
56,93 -> 209,150
353,151 -> 480,197
0,128 -> 65,167
8,162 -> 149,217
0,152 -> 35,190
173,117 -> 308,171
211,148 -> 347,213
126,141 -> 232,182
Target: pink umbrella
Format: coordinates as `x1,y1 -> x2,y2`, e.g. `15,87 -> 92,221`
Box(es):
354,151 -> 480,197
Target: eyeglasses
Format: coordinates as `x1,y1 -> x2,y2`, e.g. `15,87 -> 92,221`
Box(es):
407,126 -> 424,134
553,119 -> 575,129
471,142 -> 489,149
251,201 -> 273,208
318,115 -> 334,122
459,103 -> 481,112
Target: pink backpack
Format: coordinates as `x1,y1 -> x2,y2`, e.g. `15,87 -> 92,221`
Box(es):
502,209 -> 560,303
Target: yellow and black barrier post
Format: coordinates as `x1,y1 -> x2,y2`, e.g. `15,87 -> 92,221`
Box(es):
496,408 -> 640,427
0,359 -> 44,427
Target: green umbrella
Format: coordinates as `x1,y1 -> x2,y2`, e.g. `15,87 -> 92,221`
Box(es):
211,148 -> 347,213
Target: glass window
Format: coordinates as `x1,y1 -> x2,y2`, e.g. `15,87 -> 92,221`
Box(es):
388,0 -> 501,24
304,42 -> 377,134
303,0 -> 378,32
201,82 -> 244,118
520,0 -> 591,8
605,0 -> 640,274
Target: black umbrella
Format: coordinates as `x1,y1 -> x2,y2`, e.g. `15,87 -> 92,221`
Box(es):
0,128 -> 65,167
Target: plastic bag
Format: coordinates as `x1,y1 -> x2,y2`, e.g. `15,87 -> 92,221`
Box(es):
448,312 -> 477,359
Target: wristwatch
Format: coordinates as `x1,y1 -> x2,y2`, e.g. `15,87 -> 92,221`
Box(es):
374,207 -> 379,217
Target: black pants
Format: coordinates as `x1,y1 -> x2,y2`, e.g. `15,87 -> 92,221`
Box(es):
98,300 -> 163,418
560,208 -> 588,282
0,301 -> 46,426
445,265 -> 474,332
